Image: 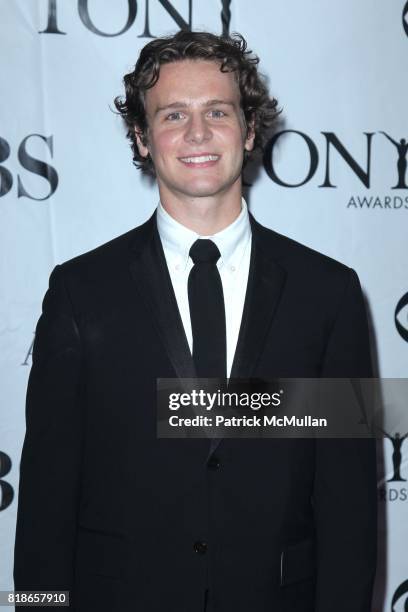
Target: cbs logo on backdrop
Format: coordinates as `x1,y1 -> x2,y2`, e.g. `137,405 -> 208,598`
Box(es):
395,292 -> 408,342
403,1 -> 408,38
0,135 -> 58,201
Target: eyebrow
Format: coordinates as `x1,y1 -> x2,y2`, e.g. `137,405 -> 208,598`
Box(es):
154,99 -> 236,116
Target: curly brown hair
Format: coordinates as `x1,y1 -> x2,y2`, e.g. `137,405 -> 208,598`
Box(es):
114,30 -> 280,176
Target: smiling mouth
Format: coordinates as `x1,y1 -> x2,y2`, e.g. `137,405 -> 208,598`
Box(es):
178,154 -> 220,166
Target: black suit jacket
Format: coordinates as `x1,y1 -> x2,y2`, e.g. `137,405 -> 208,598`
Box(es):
14,212 -> 377,612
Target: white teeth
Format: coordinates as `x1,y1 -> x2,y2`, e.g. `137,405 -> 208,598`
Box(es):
180,155 -> 219,163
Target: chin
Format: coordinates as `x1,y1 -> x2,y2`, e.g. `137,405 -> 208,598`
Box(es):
185,173 -> 237,191
177,180 -> 225,198
184,188 -> 226,199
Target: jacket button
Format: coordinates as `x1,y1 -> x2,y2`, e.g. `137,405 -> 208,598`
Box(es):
193,541 -> 208,554
207,455 -> 220,470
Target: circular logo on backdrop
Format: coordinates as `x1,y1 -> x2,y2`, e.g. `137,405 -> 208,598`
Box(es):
403,1 -> 408,37
391,579 -> 408,610
395,293 -> 408,342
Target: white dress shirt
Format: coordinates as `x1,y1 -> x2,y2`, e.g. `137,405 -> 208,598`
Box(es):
156,198 -> 252,378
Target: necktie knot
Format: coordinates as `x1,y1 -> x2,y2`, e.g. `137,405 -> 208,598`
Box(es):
189,239 -> 221,265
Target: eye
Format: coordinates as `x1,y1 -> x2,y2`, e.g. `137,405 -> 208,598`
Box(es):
166,112 -> 184,121
209,110 -> 226,118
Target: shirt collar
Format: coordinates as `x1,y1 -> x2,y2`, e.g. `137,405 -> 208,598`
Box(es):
156,198 -> 251,270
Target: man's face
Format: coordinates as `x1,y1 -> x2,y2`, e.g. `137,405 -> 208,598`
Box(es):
135,59 -> 254,201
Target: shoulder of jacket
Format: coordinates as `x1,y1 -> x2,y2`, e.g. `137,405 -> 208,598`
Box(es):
57,215 -> 154,278
252,216 -> 353,282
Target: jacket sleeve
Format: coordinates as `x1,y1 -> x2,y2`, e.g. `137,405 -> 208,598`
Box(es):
314,268 -> 377,612
14,264 -> 84,608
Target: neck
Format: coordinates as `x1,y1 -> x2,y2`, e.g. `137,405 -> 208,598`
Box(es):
159,184 -> 242,235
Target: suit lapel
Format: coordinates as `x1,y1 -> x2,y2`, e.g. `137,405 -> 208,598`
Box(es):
230,214 -> 287,379
209,214 -> 287,456
128,213 -> 197,380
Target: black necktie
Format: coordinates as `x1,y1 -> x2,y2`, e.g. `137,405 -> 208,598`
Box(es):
188,239 -> 227,379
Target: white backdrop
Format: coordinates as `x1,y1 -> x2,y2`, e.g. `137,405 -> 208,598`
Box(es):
1,1 -> 407,608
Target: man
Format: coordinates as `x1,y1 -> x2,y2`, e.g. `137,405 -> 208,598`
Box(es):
14,31 -> 377,611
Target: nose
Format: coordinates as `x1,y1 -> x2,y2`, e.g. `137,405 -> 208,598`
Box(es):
184,113 -> 212,145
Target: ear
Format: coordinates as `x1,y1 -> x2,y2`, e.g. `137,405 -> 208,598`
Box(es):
244,117 -> 255,152
134,128 -> 150,158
